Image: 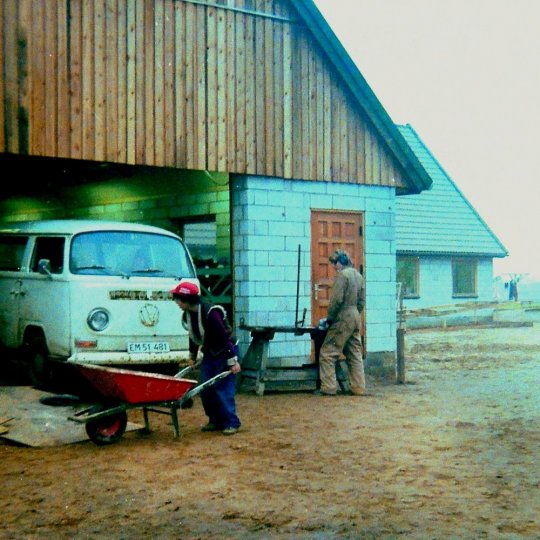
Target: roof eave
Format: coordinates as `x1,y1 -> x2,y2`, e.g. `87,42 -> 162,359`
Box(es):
397,249 -> 509,258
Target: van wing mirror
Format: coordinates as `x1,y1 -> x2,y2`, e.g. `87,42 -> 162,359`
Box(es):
38,258 -> 53,278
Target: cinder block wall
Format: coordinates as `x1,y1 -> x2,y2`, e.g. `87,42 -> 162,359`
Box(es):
231,175 -> 398,377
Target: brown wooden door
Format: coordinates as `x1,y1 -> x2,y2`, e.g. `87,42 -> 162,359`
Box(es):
311,210 -> 365,355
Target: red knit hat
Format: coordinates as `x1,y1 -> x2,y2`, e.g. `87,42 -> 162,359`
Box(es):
170,281 -> 200,297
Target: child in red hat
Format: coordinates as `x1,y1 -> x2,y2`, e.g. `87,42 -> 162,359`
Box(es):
171,280 -> 241,435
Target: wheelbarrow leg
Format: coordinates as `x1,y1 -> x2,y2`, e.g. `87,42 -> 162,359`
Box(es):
142,407 -> 152,434
170,404 -> 181,437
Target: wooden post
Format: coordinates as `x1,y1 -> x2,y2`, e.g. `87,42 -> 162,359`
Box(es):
396,327 -> 406,384
396,283 -> 406,384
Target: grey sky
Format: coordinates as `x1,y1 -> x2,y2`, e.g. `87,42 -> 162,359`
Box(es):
314,0 -> 540,278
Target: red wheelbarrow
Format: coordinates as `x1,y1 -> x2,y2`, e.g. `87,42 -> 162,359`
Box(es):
68,364 -> 231,445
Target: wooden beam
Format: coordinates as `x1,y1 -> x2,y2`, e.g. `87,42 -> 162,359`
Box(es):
180,0 -> 299,25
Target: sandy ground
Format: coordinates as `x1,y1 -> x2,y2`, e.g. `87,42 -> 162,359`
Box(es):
1,323 -> 539,539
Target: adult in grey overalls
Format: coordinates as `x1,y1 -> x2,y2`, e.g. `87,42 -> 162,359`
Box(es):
318,250 -> 366,396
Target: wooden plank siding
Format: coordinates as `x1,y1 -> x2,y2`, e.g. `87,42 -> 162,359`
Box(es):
0,0 -> 407,189
3,0 -> 20,153
0,0 -> 4,152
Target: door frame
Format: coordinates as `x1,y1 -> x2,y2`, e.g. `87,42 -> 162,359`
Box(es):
310,209 -> 366,356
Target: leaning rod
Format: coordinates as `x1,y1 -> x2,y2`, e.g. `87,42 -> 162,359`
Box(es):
295,244 -> 301,327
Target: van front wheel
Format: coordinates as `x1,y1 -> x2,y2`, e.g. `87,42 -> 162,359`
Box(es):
25,337 -> 52,388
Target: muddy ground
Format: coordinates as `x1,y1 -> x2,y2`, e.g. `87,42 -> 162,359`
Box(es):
1,323 -> 539,539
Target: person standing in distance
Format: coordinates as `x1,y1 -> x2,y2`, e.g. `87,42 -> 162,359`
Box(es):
317,250 -> 366,396
171,280 -> 241,435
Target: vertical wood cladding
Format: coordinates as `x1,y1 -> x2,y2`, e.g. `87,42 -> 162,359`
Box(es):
0,0 -> 406,188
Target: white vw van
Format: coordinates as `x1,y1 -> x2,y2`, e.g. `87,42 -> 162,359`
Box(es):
0,220 -> 198,385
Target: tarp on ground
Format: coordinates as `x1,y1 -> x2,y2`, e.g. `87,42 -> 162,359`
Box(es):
0,386 -> 140,447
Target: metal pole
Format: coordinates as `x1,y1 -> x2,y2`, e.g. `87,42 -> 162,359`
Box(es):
295,244 -> 301,327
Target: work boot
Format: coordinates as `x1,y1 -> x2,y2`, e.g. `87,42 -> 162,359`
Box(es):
351,389 -> 373,396
201,423 -> 219,432
222,427 -> 239,436
313,389 -> 336,396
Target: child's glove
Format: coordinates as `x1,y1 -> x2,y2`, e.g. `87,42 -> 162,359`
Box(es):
227,355 -> 238,367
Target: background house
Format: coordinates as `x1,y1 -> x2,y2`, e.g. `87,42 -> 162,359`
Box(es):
396,124 -> 507,309
0,0 -> 433,379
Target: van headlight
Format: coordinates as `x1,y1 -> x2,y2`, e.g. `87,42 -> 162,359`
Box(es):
87,309 -> 110,331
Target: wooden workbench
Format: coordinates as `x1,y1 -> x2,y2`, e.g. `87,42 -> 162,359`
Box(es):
237,323 -> 350,396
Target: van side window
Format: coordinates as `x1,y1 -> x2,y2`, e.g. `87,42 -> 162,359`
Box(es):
0,235 -> 29,271
31,237 -> 65,274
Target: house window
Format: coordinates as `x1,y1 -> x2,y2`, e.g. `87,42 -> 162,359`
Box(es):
397,257 -> 419,298
452,259 -> 477,297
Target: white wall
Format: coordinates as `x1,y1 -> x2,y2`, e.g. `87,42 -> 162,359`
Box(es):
402,256 -> 495,309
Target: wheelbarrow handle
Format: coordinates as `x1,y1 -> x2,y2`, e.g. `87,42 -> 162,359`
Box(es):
179,370 -> 232,404
174,365 -> 195,378
68,403 -> 129,424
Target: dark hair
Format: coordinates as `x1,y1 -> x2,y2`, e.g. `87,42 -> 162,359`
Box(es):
173,293 -> 201,305
329,250 -> 350,266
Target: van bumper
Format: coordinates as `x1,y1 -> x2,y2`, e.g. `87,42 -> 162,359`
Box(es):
67,351 -> 191,365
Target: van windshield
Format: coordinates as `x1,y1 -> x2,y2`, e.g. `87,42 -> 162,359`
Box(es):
70,231 -> 195,279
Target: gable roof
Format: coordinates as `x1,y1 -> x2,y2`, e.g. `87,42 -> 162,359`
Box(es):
299,1 -> 432,194
396,124 -> 507,257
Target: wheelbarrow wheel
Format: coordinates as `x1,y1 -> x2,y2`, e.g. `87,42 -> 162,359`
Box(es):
85,408 -> 128,446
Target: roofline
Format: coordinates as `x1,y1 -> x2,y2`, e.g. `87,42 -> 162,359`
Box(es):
397,250 -> 508,259
299,0 -> 432,194
0,219 -> 181,238
397,123 -> 509,256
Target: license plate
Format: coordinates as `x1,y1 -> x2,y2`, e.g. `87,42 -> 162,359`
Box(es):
127,341 -> 170,353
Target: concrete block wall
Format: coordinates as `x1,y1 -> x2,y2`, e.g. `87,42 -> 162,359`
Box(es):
403,256 -> 495,309
232,175 -> 398,372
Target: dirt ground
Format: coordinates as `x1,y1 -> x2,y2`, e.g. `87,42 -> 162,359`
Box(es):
1,323 -> 539,539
